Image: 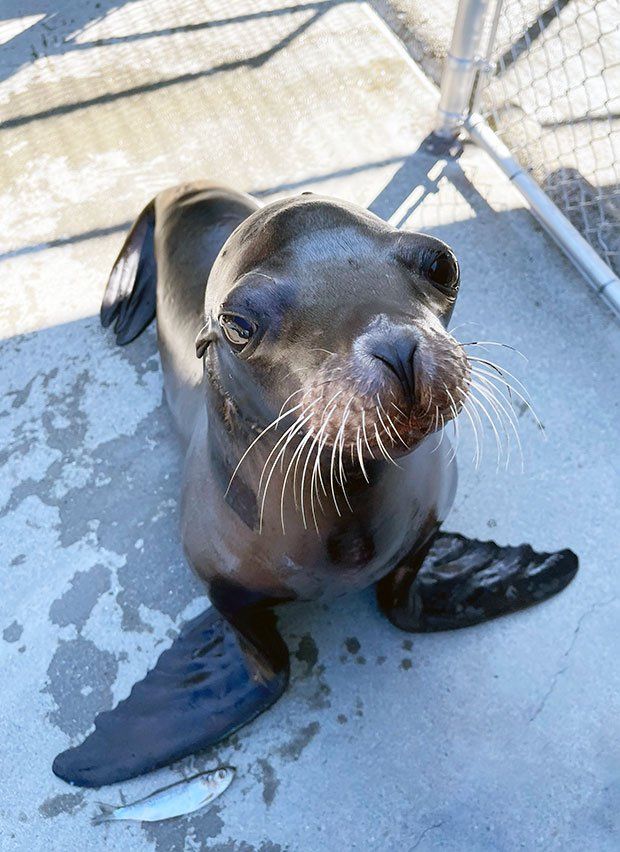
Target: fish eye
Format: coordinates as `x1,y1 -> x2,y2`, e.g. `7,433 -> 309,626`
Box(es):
218,313 -> 256,352
422,249 -> 459,293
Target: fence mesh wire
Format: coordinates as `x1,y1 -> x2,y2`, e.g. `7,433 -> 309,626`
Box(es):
477,0 -> 620,274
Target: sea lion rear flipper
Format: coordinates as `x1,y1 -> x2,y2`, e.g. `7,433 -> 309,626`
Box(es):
52,606 -> 289,788
100,200 -> 157,345
377,532 -> 578,632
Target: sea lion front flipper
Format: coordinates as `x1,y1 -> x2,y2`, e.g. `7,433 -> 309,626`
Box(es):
376,532 -> 578,632
100,199 -> 157,345
52,607 -> 289,788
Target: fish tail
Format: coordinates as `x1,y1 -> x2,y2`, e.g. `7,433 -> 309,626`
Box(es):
91,802 -> 116,825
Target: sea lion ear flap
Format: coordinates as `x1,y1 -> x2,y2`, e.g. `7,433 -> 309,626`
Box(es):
195,317 -> 217,358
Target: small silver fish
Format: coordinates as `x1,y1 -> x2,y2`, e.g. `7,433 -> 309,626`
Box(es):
92,766 -> 235,824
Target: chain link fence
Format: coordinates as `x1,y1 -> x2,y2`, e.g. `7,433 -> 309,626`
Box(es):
478,0 -> 620,276
436,0 -> 620,309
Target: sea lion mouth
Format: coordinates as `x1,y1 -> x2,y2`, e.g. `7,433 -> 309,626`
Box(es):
294,327 -> 472,460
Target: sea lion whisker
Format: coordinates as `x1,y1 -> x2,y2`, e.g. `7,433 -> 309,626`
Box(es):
461,341 -> 528,362
466,394 -> 487,468
375,396 -> 397,446
458,393 -> 483,469
225,402 -> 305,496
258,409 -> 316,532
300,426 -> 324,531
390,401 -> 407,420
307,433 -> 324,535
257,404 -> 316,498
356,427 -> 370,483
280,425 -> 316,533
309,393 -> 343,527
361,410 -> 375,459
291,429 -> 316,520
457,387 -> 485,468
332,398 -> 354,511
471,370 -> 524,424
276,403 -> 319,477
421,392 -> 434,418
312,422 -> 340,516
447,320 -> 482,336
470,365 -> 543,433
374,421 -> 400,467
444,386 -> 462,465
277,388 -> 306,419
310,421 -> 336,532
467,358 -> 534,405
466,390 -> 504,469
469,377 -> 513,444
469,382 -> 517,471
315,404 -> 340,500
385,410 -> 409,448
471,373 -> 525,443
248,407 -> 306,490
444,400 -> 459,466
328,430 -> 342,517
430,414 -> 446,453
336,401 -> 352,486
470,378 -> 525,472
446,406 -> 459,466
377,396 -> 408,447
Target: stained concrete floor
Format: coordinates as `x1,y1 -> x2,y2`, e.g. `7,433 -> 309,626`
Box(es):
1,2 -> 619,851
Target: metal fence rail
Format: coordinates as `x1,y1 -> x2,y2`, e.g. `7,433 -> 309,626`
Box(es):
435,0 -> 620,314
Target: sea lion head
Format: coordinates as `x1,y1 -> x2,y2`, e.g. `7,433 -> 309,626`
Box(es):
196,194 -> 470,461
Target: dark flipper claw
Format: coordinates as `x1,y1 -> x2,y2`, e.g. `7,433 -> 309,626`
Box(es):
377,532 -> 578,632
52,607 -> 289,787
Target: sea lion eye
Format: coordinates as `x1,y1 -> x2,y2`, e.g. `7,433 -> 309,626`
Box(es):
423,249 -> 459,293
218,314 -> 256,351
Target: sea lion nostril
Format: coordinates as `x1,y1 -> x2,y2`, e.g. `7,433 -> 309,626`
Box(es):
372,337 -> 418,403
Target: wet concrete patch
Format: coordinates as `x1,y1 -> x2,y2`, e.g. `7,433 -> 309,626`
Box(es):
65,396 -> 202,632
3,620 -> 23,642
206,842 -> 285,852
293,634 -> 318,676
142,802 -> 226,852
44,635 -> 118,738
38,792 -> 85,818
277,721 -> 320,763
49,564 -> 111,630
253,758 -> 279,807
344,637 -> 360,654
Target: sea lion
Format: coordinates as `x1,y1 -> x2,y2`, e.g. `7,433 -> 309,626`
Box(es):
52,183 -> 578,788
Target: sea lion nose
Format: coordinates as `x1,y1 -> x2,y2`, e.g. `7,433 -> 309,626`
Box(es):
372,333 -> 418,404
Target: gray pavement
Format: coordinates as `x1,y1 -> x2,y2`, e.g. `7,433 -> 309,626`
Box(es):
1,2 -> 619,851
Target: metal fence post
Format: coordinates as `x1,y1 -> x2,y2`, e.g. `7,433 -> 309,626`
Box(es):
435,0 -> 620,315
434,0 -> 495,137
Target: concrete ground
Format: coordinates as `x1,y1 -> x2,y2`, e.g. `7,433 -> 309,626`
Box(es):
1,2 -> 619,851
